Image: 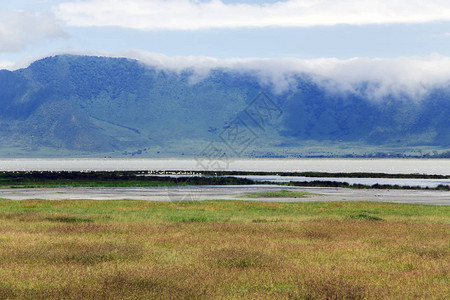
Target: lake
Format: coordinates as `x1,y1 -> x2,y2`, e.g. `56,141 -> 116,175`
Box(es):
0,158 -> 449,175
234,175 -> 450,188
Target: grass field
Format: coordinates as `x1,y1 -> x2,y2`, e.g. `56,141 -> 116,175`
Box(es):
0,199 -> 448,299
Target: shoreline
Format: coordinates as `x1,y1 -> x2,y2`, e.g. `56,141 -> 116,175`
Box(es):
1,158 -> 450,175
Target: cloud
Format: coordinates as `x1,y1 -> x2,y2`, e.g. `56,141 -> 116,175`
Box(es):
122,50 -> 450,100
0,10 -> 65,52
0,60 -> 15,70
55,0 -> 450,30
9,50 -> 450,100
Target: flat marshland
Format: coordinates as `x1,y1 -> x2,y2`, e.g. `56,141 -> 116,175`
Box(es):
0,199 -> 448,299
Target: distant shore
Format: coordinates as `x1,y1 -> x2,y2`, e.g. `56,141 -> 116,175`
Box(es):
1,158 -> 450,175
0,170 -> 449,191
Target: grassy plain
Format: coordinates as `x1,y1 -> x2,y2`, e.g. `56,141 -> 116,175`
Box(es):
0,199 -> 448,299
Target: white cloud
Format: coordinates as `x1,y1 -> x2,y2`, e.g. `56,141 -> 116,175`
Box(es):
122,50 -> 450,100
0,10 -> 65,52
0,60 -> 15,70
55,0 -> 450,30
9,50 -> 450,100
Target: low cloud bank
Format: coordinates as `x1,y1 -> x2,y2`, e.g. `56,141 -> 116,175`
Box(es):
0,60 -> 15,69
127,51 -> 450,100
5,50 -> 450,101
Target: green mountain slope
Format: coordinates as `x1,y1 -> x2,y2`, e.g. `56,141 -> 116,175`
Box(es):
0,55 -> 449,158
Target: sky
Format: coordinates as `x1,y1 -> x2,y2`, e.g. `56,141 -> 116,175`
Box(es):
1,0 -> 450,97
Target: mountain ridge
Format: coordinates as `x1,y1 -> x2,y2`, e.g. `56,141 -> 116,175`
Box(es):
0,54 -> 449,158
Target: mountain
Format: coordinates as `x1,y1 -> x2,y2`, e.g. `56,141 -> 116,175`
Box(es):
0,54 -> 449,158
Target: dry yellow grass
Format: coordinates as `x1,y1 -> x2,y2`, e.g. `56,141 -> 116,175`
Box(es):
0,199 -> 448,299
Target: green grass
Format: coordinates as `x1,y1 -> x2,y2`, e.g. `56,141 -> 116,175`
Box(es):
2,171 -> 449,191
0,171 -> 254,188
0,199 -> 448,299
241,190 -> 321,198
349,213 -> 384,221
7,180 -> 178,188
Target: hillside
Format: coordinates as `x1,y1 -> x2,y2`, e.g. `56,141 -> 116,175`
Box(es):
0,55 -> 449,158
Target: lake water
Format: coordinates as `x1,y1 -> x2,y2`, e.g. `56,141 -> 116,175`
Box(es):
0,158 -> 449,175
151,174 -> 450,188
235,175 -> 450,188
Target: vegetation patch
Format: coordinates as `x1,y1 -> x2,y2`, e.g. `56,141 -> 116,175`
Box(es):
166,215 -> 213,222
210,248 -> 277,269
405,246 -> 449,259
241,190 -> 320,198
0,211 -> 45,222
16,241 -> 143,265
47,224 -> 110,234
349,213 -> 384,221
302,228 -> 332,240
299,276 -> 370,300
45,216 -> 93,223
251,218 -> 284,223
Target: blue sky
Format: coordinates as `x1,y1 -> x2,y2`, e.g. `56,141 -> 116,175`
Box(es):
1,0 -> 450,99
2,0 -> 450,67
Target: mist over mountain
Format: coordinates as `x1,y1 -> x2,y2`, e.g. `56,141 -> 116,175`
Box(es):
0,54 -> 449,158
